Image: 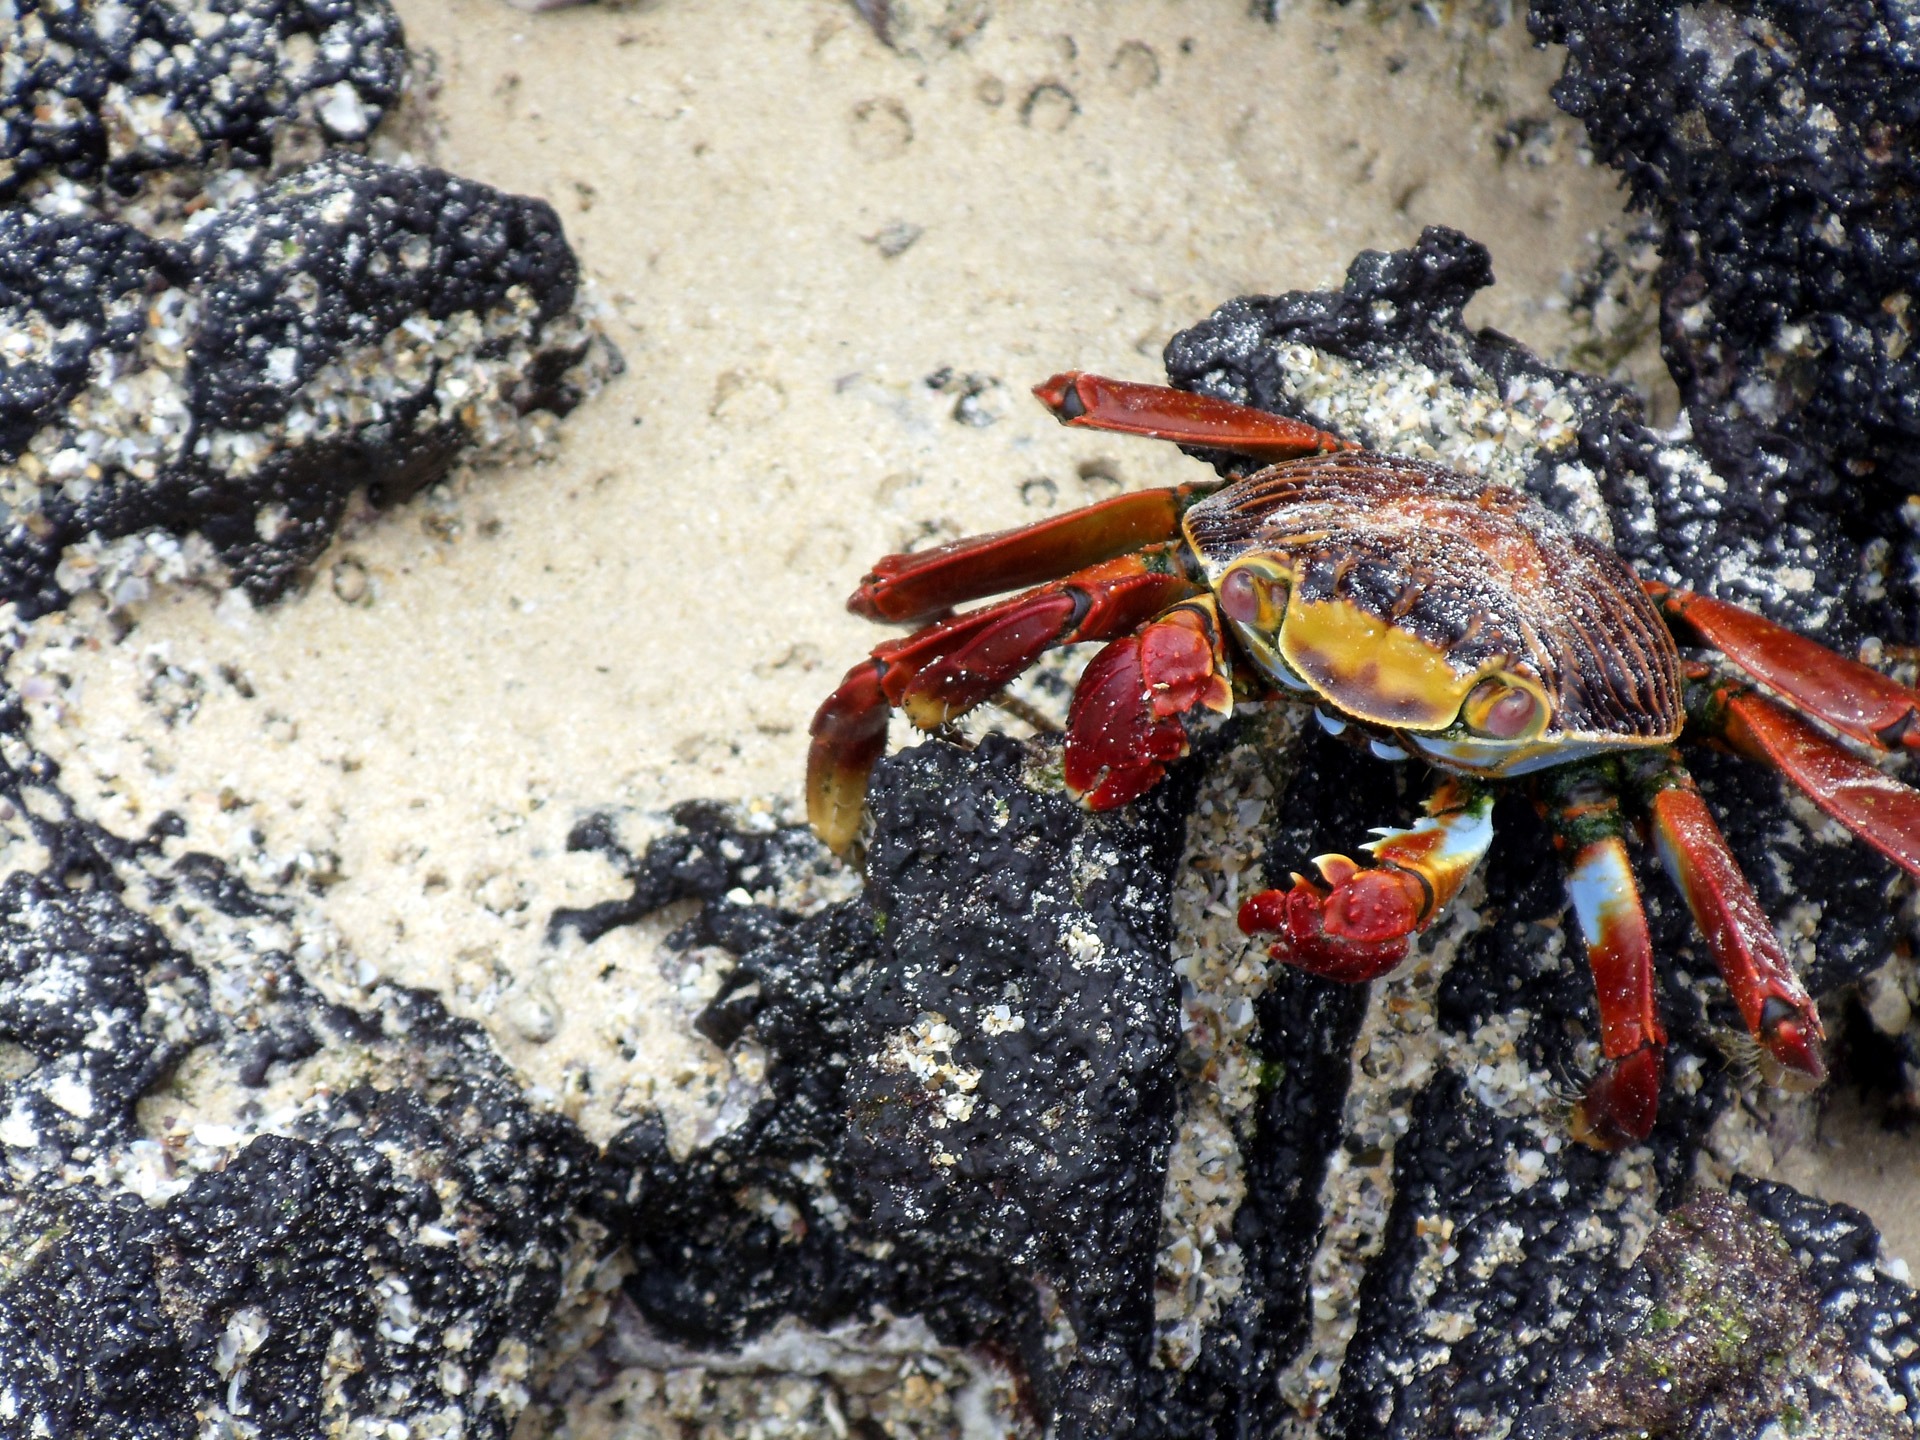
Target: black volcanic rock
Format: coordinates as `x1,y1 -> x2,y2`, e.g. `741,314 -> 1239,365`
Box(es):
1529,0 -> 1920,632
0,153 -> 611,611
587,735 -> 1198,1440
2,0 -> 409,203
0,749 -> 623,1440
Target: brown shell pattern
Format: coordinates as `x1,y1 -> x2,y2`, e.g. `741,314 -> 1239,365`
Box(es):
1183,453 -> 1684,742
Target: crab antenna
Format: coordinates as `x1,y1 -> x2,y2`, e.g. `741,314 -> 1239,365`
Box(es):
1034,372 -> 1356,460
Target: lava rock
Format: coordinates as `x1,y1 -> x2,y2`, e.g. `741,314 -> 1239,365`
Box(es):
0,152 -> 616,612
1525,1183 -> 1917,1436
591,735 -> 1199,1439
0,729 -> 623,1438
1528,0 -> 1920,633
1,0 -> 409,204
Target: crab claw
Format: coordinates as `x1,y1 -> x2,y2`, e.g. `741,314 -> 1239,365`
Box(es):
1237,855 -> 1426,983
1064,599 -> 1232,809
1572,1045 -> 1664,1152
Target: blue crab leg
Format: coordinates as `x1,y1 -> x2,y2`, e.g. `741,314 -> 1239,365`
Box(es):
1543,765 -> 1666,1149
1238,778 -> 1495,983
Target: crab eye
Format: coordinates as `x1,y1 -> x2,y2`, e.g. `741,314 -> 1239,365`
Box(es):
1218,563 -> 1286,630
1463,679 -> 1543,740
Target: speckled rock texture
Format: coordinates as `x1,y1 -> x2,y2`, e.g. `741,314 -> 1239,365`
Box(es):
2,0 -> 409,203
3,1 -> 1918,1433
0,151 -> 611,613
1528,0 -> 1920,610
572,737 -> 1198,1440
0,736 -> 625,1438
1527,1183 -> 1918,1438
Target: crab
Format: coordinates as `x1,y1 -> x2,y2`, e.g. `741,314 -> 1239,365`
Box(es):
806,371 -> 1920,1149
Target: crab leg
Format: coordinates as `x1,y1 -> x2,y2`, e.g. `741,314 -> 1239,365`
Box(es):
1649,582 -> 1920,752
1034,372 -> 1356,460
1699,683 -> 1920,882
850,484 -> 1216,625
807,550 -> 1200,856
1541,766 -> 1665,1149
1633,757 -> 1825,1082
1064,595 -> 1236,809
1238,778 -> 1495,984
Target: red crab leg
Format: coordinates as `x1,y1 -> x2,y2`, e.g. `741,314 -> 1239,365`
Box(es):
1649,582 -> 1920,752
1238,778 -> 1495,984
1637,759 -> 1825,1082
1561,831 -> 1665,1150
807,550 -> 1200,856
1063,595 -> 1235,810
1540,766 -> 1665,1149
850,484 -> 1216,626
1034,372 -> 1357,460
1700,683 -> 1920,882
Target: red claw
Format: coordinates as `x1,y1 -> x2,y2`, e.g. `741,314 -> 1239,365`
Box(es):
1062,633 -> 1192,808
1237,862 -> 1425,984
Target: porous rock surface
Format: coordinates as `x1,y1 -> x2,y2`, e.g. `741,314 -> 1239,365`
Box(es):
575,738 -> 1198,1439
2,0 -> 410,204
1,3 -> 1918,1437
0,749 -> 625,1438
1530,0 -> 1920,509
1,150 -> 612,613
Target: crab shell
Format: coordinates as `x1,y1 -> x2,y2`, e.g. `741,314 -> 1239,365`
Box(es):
1186,454 -> 1685,774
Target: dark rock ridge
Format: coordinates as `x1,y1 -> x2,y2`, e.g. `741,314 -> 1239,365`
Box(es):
1529,0 -> 1920,620
2,0 -> 409,203
0,152 -> 610,613
567,738 -> 1201,1439
0,714 -> 625,1439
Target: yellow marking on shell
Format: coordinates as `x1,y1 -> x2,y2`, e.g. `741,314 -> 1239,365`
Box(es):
1277,596 -> 1477,731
